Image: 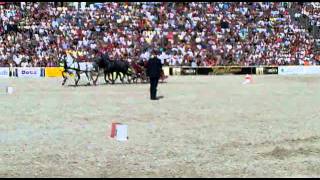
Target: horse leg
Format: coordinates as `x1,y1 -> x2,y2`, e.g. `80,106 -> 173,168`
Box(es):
104,71 -> 110,84
107,73 -> 111,83
125,72 -> 130,84
109,72 -> 115,84
132,74 -> 137,84
85,72 -> 91,86
91,72 -> 96,85
126,72 -> 131,84
118,72 -> 125,84
113,72 -> 119,84
62,71 -> 68,86
122,73 -> 126,84
89,71 -> 95,85
75,71 -> 80,86
93,71 -> 100,86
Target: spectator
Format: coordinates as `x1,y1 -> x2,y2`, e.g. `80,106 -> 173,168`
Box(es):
0,2 -> 318,68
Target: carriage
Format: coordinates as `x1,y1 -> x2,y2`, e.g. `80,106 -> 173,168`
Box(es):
130,61 -> 149,83
60,52 -> 167,86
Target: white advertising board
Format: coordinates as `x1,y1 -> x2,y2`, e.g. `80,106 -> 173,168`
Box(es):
278,66 -> 320,75
0,68 -> 10,78
16,68 -> 42,78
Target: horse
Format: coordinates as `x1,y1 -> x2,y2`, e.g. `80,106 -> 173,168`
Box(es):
90,54 -> 130,85
111,60 -> 133,84
92,53 -> 117,85
96,53 -> 133,84
60,55 -> 95,86
90,55 -> 109,85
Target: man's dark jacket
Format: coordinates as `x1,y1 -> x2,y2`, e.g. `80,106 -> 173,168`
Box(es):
146,56 -> 162,78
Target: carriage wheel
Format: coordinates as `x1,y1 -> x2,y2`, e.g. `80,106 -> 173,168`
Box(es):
142,74 -> 148,84
131,74 -> 138,84
131,72 -> 138,84
140,76 -> 145,84
127,76 -> 132,84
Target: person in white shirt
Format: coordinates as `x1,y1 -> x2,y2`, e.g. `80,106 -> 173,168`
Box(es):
13,54 -> 21,66
158,51 -> 168,64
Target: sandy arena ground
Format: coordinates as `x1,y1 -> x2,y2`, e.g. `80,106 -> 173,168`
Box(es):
1,75 -> 320,177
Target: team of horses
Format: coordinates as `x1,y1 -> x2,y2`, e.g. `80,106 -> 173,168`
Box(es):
60,53 -> 165,86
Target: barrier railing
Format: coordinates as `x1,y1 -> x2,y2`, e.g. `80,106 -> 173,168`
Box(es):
1,66 -> 320,78
166,66 -> 278,75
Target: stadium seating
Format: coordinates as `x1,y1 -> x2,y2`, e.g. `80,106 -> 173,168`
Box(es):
0,2 -> 319,67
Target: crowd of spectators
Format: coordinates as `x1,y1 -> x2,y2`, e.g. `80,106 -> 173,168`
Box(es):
293,2 -> 320,62
300,2 -> 320,27
0,2 -> 319,68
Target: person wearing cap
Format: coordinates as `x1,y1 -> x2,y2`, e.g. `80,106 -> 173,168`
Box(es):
146,50 -> 162,100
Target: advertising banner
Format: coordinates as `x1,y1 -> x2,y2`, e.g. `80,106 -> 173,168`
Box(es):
16,67 -> 42,78
0,67 -> 10,78
303,66 -> 320,74
181,67 -> 196,75
45,67 -> 64,77
263,67 -> 278,74
211,66 -> 252,75
169,66 -> 256,75
278,66 -> 320,75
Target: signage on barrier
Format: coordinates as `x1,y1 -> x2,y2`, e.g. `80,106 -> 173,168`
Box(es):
0,68 -> 10,78
45,67 -> 64,77
17,68 -> 42,78
181,68 -> 196,75
279,66 -> 320,75
303,66 -> 320,74
264,67 -> 278,74
212,66 -> 242,75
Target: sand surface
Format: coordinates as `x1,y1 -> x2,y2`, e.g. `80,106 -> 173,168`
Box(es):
1,75 -> 320,177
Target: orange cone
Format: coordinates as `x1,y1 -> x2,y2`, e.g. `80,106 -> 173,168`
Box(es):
110,122 -> 120,138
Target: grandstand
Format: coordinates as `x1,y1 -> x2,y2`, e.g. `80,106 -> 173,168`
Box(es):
0,2 -> 319,67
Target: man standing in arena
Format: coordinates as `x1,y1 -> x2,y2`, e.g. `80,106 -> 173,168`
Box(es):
146,50 -> 163,100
